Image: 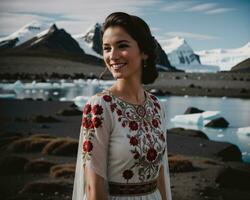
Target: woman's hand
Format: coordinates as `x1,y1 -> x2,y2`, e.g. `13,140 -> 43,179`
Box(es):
85,165 -> 108,200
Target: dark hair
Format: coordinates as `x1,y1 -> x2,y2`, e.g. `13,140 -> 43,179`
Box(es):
101,12 -> 158,84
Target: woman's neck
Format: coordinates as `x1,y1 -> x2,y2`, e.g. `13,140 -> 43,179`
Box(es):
110,79 -> 145,105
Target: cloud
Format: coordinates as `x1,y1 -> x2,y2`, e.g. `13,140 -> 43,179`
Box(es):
161,1 -> 194,12
0,0 -> 158,36
206,8 -> 236,14
164,31 -> 219,40
160,0 -> 235,14
186,3 -> 217,12
0,12 -> 53,36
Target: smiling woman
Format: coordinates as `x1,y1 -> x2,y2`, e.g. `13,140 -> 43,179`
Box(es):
72,12 -> 172,200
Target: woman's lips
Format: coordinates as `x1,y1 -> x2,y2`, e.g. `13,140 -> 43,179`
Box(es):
111,63 -> 126,70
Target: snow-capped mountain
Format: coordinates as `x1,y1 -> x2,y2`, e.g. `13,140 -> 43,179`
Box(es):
162,36 -> 201,65
0,21 -> 51,47
196,42 -> 250,71
15,24 -> 85,54
74,23 -> 103,56
0,21 -> 176,71
73,23 -> 103,58
161,36 -> 219,72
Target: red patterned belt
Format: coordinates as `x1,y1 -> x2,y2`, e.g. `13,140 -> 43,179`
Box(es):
109,179 -> 157,196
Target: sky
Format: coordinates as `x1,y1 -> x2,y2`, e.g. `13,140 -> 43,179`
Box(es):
0,0 -> 249,51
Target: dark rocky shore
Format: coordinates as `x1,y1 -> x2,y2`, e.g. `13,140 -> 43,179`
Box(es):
0,99 -> 250,200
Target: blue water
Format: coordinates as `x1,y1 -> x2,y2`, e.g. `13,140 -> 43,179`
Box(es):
160,95 -> 250,163
0,80 -> 250,162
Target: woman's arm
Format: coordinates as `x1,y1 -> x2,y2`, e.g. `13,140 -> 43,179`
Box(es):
85,165 -> 108,200
157,165 -> 167,200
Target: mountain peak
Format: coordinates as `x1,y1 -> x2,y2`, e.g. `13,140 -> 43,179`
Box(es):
48,24 -> 58,33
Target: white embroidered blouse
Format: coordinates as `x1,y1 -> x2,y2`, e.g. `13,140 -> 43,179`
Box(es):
72,90 -> 172,200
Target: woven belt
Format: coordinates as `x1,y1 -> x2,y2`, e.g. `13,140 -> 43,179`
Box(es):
109,179 -> 157,196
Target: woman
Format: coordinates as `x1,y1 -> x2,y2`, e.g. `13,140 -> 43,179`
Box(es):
72,12 -> 172,200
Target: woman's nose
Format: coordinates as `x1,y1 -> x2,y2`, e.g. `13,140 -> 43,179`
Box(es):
110,48 -> 119,60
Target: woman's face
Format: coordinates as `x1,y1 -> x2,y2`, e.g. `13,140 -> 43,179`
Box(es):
102,26 -> 147,81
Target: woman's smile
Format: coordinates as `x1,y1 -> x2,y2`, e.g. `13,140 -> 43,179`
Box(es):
110,63 -> 127,70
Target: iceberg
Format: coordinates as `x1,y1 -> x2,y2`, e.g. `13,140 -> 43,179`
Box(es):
73,96 -> 90,109
171,111 -> 221,126
171,113 -> 203,125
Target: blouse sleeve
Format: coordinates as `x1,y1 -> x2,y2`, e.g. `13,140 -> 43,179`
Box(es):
160,100 -> 172,200
72,94 -> 112,200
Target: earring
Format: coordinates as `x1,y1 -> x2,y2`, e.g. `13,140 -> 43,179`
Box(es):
143,60 -> 147,68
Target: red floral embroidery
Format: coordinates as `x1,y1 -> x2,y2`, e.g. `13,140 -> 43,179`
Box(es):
110,103 -> 117,112
82,117 -> 93,129
103,91 -> 166,181
129,121 -> 138,131
123,169 -> 134,181
130,136 -> 138,146
92,104 -> 103,115
103,95 -> 112,102
83,140 -> 93,152
154,102 -> 161,110
150,95 -> 157,101
134,151 -> 140,159
116,109 -> 122,116
82,101 -> 105,163
147,148 -> 158,162
83,104 -> 91,114
152,119 -> 159,128
92,116 -> 103,128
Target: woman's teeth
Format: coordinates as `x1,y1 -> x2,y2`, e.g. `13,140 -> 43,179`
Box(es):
112,63 -> 126,69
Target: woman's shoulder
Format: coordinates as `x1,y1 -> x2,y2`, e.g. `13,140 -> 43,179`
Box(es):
88,90 -> 113,104
146,90 -> 160,103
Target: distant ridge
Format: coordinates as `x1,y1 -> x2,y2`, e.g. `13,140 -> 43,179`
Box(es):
231,58 -> 250,72
196,42 -> 250,71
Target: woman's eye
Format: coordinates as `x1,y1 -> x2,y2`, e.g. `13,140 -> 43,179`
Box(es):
119,44 -> 129,49
103,47 -> 111,52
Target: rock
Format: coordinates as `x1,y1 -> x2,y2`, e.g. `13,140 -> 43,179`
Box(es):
0,132 -> 23,138
31,115 -> 61,123
205,117 -> 229,128
43,138 -> 78,156
29,134 -> 57,139
24,159 -> 56,173
19,180 -> 73,194
168,128 -> 208,140
216,167 -> 250,189
56,108 -> 82,116
0,155 -> 28,174
50,163 -> 75,178
217,144 -> 242,161
168,155 -> 195,172
184,107 -> 204,114
8,135 -> 53,153
0,136 -> 22,150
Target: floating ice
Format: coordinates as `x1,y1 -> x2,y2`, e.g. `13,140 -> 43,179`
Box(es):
236,127 -> 250,141
171,111 -> 221,126
217,134 -> 224,138
0,94 -> 16,98
171,113 -> 203,125
237,127 -> 250,135
73,96 -> 90,109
